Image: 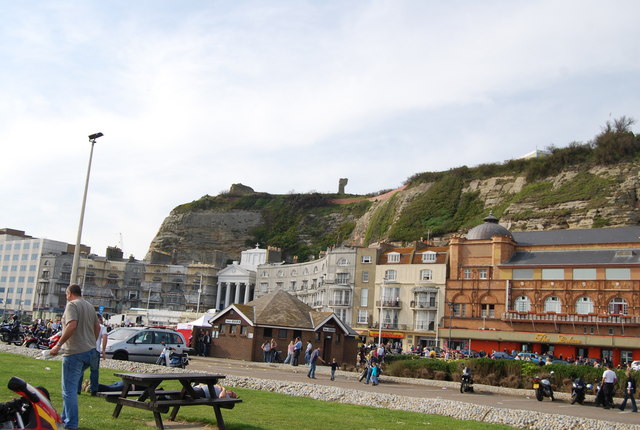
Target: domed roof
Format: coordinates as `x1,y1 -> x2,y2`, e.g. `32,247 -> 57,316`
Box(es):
466,212 -> 513,240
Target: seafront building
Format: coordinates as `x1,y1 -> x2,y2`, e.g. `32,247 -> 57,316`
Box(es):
444,214 -> 640,364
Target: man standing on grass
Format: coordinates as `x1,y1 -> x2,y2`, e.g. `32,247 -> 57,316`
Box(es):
307,346 -> 325,379
50,284 -> 100,430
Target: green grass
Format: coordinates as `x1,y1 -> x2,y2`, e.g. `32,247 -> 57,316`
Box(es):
0,352 -> 514,430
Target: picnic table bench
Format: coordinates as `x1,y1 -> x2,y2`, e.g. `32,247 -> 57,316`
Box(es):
96,372 -> 241,430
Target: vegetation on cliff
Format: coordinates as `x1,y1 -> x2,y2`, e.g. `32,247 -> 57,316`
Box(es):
158,117 -> 638,262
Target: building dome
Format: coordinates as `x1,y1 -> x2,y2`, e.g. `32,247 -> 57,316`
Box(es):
466,212 -> 513,240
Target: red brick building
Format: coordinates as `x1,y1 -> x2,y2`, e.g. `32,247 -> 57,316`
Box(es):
208,290 -> 358,364
443,214 -> 640,365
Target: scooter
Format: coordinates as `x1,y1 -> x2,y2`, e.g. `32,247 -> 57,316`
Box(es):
0,376 -> 62,429
460,367 -> 474,393
570,377 -> 589,405
532,371 -> 554,401
156,344 -> 189,368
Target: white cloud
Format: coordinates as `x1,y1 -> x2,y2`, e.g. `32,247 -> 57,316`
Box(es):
1,0 -> 639,258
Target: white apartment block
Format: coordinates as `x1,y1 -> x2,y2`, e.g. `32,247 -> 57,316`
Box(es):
0,229 -> 68,317
255,246 -> 357,325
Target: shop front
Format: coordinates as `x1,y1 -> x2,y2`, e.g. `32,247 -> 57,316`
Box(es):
441,327 -> 640,365
368,330 -> 404,352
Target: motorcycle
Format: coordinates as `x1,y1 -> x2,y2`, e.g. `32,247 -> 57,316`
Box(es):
0,324 -> 24,346
460,367 -> 474,393
0,376 -> 62,429
532,371 -> 554,401
570,377 -> 589,405
155,343 -> 189,368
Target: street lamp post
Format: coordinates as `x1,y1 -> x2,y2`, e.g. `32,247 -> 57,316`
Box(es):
378,282 -> 385,346
196,274 -> 203,314
70,132 -> 103,285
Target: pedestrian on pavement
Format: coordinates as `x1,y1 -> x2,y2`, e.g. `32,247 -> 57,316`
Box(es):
202,330 -> 211,357
307,346 -> 325,379
283,341 -> 294,364
261,339 -> 272,363
304,340 -> 313,365
601,362 -> 617,409
292,337 -> 302,366
619,369 -> 637,412
330,358 -> 339,381
49,284 -> 100,430
370,362 -> 380,386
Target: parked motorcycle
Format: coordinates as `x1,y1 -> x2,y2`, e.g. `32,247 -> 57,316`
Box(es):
0,376 -> 62,429
0,323 -> 24,346
532,371 -> 554,401
460,367 -> 474,393
570,377 -> 589,405
156,343 -> 189,368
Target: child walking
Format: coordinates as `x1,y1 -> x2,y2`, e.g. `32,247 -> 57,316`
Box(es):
370,362 -> 380,386
330,358 -> 339,381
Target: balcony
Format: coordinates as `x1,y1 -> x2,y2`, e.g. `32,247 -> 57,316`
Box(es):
329,299 -> 352,307
376,300 -> 402,308
410,300 -> 436,310
414,321 -> 436,331
502,312 -> 640,325
372,322 -> 408,330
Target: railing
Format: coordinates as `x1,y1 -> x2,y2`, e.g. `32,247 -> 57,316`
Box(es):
372,322 -> 407,330
328,300 -> 352,306
502,312 -> 640,324
410,301 -> 436,309
414,321 -> 436,331
376,300 -> 402,308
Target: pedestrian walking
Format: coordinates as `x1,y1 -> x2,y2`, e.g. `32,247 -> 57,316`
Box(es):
307,346 -> 325,379
601,362 -> 617,409
330,358 -> 339,381
370,362 -> 380,386
619,369 -> 637,412
292,337 -> 302,366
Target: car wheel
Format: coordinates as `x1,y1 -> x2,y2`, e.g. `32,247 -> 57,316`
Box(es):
26,342 -> 38,349
113,351 -> 128,361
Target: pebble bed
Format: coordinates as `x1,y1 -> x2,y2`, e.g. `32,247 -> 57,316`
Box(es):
1,344 -> 638,430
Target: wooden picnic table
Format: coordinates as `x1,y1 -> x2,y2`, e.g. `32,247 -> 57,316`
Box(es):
98,372 -> 241,430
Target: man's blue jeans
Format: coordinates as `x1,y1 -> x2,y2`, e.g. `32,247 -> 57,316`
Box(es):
62,349 -> 99,429
307,361 -> 317,378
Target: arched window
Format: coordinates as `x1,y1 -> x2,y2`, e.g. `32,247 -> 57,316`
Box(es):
337,258 -> 349,266
544,296 -> 561,313
609,297 -> 628,315
575,296 -> 593,314
514,296 -> 531,312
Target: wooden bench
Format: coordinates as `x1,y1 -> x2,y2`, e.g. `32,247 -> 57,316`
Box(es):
103,372 -> 241,430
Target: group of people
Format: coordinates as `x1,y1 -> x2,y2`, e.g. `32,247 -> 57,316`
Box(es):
193,330 -> 212,357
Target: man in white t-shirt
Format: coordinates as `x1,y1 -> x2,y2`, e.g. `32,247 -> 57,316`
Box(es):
88,314 -> 108,395
601,362 -> 617,409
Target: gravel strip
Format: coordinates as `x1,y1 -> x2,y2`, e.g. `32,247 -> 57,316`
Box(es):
1,345 -> 637,430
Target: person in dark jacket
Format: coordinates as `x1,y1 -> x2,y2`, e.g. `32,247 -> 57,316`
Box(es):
619,369 -> 637,412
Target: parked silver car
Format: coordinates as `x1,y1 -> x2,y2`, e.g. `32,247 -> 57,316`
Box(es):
104,327 -> 188,363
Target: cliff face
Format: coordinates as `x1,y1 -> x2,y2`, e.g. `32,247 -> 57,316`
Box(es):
147,162 -> 640,264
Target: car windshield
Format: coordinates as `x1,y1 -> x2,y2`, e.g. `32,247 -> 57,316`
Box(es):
108,328 -> 141,341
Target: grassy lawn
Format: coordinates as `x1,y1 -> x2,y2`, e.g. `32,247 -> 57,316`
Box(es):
0,352 -> 513,430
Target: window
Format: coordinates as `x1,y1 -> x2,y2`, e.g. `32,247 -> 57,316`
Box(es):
420,269 -> 432,281
387,253 -> 400,263
337,258 -> 349,266
260,282 -> 268,293
452,303 -> 466,317
384,270 -> 397,281
605,268 -> 631,280
361,256 -> 372,264
541,268 -> 564,280
481,304 -> 495,318
544,296 -> 561,313
621,350 -> 633,364
575,296 -> 593,314
357,310 -> 368,324
336,273 -> 349,284
362,271 -> 369,282
289,281 -> 296,291
512,269 -> 534,280
514,296 -> 531,312
263,327 -> 272,337
463,269 -> 471,279
230,325 -> 237,335
360,289 -> 368,307
573,268 -> 596,280
240,326 -> 248,335
608,297 -> 628,315
421,252 -> 436,263
278,329 -> 287,339
479,269 -> 488,280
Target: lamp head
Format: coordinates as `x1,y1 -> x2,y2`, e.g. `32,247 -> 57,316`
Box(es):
88,132 -> 104,141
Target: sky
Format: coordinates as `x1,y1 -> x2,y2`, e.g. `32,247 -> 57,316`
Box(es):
1,1 -> 639,260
